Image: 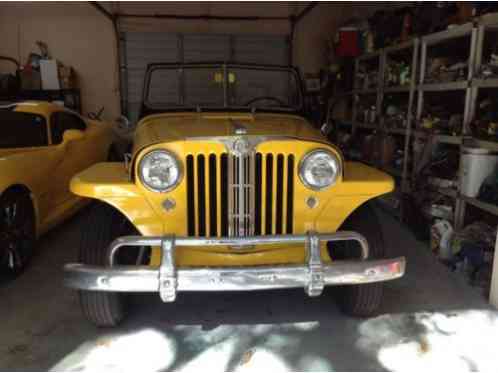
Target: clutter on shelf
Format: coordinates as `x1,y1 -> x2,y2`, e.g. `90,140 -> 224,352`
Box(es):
385,61 -> 411,87
383,98 -> 410,129
470,95 -> 498,140
425,57 -> 468,83
0,40 -> 79,111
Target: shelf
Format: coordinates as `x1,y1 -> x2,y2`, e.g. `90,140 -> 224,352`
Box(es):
435,135 -> 462,145
412,131 -> 462,144
419,81 -> 468,91
435,187 -> 458,198
461,195 -> 498,216
413,130 -> 428,138
469,138 -> 498,151
472,78 -> 498,88
385,128 -> 407,135
355,122 -> 378,130
354,88 -> 378,95
384,85 -> 411,93
357,51 -> 382,61
422,22 -> 473,45
384,39 -> 417,53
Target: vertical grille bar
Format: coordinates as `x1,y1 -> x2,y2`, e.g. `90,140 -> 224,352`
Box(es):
205,155 -> 211,237
208,154 -> 217,237
186,155 -> 195,236
196,155 -> 206,237
275,154 -> 284,234
220,154 -> 229,236
261,154 -> 268,235
192,155 -> 199,236
265,154 -> 273,235
271,154 -> 278,234
286,155 -> 294,234
249,152 -> 256,236
282,154 -> 289,233
254,153 -> 263,236
237,154 -> 244,236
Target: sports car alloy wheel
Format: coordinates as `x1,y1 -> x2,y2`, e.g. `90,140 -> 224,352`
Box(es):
0,192 -> 35,276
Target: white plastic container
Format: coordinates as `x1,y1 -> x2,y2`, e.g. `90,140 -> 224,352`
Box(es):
461,146 -> 498,197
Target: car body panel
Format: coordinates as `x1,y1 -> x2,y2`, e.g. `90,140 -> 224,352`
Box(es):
0,102 -> 115,237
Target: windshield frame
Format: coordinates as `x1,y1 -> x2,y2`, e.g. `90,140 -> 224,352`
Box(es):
141,62 -> 305,117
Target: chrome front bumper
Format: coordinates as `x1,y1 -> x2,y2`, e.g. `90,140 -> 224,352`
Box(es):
63,232 -> 406,302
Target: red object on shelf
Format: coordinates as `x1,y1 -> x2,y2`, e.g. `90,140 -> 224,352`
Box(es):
336,27 -> 360,57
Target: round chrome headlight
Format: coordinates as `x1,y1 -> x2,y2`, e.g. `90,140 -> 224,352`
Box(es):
138,150 -> 181,192
299,149 -> 340,190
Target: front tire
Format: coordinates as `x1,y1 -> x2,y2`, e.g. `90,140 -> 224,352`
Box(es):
0,190 -> 35,277
328,202 -> 385,317
78,202 -> 136,327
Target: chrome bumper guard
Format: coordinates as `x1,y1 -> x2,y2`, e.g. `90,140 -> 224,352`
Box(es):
64,231 -> 405,302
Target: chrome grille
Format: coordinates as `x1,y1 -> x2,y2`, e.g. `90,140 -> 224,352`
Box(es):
186,152 -> 294,237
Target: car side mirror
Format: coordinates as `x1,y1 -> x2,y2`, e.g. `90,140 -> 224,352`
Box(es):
116,115 -> 132,130
63,129 -> 84,143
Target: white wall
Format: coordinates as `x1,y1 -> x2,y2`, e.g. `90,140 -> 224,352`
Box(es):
0,2 -> 120,121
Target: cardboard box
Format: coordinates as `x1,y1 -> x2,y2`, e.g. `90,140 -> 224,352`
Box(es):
59,66 -> 75,89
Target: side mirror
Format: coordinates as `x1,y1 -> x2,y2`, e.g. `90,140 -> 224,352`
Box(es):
63,129 -> 84,143
116,115 -> 131,130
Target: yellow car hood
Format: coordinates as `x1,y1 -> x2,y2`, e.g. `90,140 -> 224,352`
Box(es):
132,112 -> 326,155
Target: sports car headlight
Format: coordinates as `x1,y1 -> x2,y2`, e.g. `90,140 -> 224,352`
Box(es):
299,149 -> 340,190
139,150 -> 181,192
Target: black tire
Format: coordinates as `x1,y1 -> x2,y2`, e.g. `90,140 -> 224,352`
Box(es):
328,202 -> 385,317
78,202 -> 137,327
0,190 -> 35,277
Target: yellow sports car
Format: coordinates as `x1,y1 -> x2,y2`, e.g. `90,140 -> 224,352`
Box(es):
0,102 -> 116,276
64,63 -> 405,327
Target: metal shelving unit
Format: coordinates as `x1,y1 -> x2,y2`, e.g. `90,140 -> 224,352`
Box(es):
334,19 -> 498,223
331,17 -> 498,307
351,38 -> 419,215
454,22 -> 498,232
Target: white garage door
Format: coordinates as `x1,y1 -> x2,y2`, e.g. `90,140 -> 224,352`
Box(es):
120,32 -> 290,123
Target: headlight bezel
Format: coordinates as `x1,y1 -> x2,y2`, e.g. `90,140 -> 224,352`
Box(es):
138,149 -> 182,193
298,148 -> 341,191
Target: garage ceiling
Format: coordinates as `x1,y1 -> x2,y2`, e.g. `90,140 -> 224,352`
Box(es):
95,1 -> 311,18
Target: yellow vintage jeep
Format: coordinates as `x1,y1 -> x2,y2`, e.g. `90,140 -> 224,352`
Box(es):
64,63 -> 405,327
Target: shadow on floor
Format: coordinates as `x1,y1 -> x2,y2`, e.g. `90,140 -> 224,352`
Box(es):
0,206 -> 495,371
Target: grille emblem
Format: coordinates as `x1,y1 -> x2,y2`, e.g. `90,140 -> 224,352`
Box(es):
233,138 -> 251,155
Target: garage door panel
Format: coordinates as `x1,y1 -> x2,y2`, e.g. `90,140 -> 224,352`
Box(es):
122,32 -> 289,121
233,36 -> 288,65
183,35 -> 230,62
124,33 -> 180,69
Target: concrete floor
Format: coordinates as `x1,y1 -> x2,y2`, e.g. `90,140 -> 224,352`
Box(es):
1,206 -> 497,371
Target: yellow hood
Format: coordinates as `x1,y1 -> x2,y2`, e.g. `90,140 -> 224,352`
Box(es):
133,112 -> 325,155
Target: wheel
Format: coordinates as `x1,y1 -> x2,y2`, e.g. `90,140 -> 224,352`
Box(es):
78,202 -> 143,327
328,202 -> 385,317
0,190 -> 35,277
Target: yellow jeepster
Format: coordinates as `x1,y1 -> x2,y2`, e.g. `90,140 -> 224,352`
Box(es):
64,63 -> 405,327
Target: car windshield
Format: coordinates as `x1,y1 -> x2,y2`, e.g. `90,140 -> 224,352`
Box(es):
0,109 -> 48,148
144,64 -> 303,112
